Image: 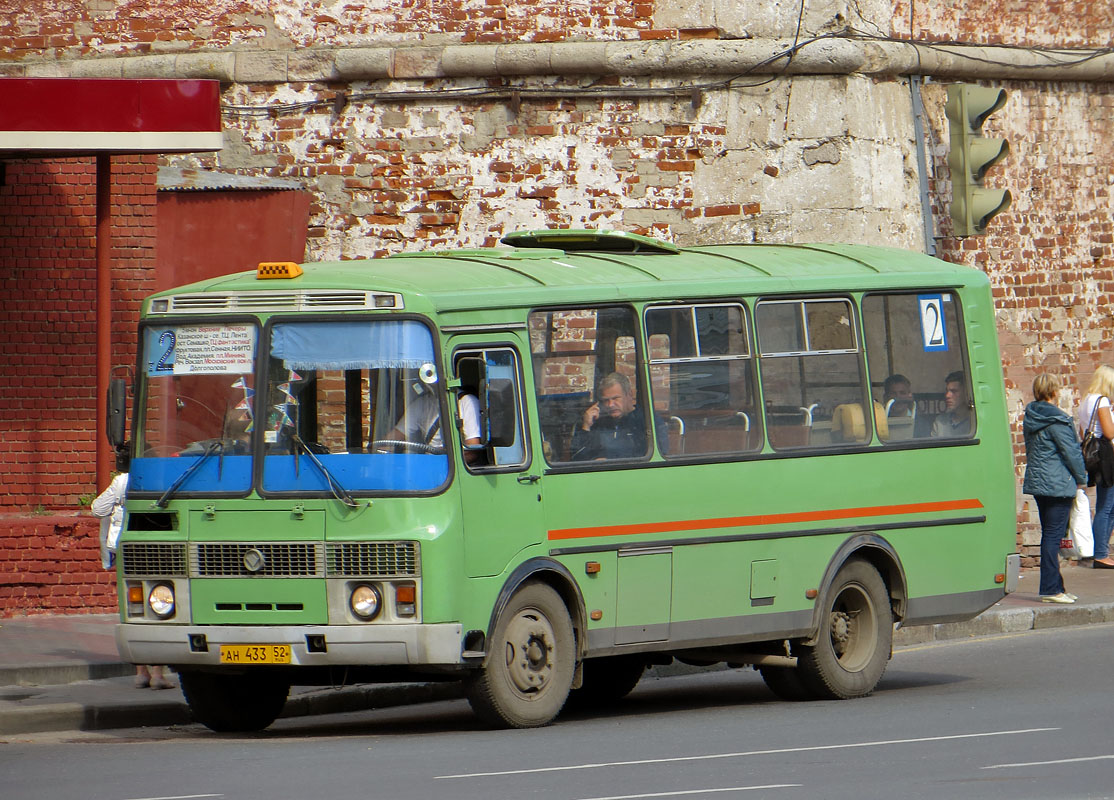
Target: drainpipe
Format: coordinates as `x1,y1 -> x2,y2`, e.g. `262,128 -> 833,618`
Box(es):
909,75 -> 937,256
96,154 -> 112,490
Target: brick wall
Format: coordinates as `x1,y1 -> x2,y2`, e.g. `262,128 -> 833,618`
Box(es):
0,515 -> 116,617
0,155 -> 157,513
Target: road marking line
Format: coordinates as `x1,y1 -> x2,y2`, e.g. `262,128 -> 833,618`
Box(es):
983,754 -> 1114,770
123,795 -> 223,800
574,785 -> 801,800
435,727 -> 1057,779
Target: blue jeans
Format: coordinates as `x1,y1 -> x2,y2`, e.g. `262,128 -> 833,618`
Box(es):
1035,495 -> 1072,596
1094,483 -> 1114,560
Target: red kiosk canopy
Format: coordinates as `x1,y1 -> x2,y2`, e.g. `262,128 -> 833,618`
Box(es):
0,78 -> 222,154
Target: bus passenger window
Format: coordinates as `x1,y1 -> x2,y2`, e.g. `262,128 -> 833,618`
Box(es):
529,306 -> 656,463
756,299 -> 870,449
862,292 -> 974,441
645,303 -> 761,456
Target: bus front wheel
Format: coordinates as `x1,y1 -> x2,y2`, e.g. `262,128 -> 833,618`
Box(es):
796,558 -> 892,700
179,670 -> 290,732
465,582 -> 575,728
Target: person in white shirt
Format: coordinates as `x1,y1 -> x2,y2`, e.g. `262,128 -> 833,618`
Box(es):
91,467 -> 175,690
389,389 -> 484,463
1078,365 -> 1114,568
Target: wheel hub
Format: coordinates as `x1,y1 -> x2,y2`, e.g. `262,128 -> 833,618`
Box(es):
503,612 -> 556,694
830,610 -> 852,654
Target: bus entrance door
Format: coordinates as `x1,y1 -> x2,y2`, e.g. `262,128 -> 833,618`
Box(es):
451,340 -> 540,578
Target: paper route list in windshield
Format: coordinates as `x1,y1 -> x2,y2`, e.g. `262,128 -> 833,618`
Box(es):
145,324 -> 256,376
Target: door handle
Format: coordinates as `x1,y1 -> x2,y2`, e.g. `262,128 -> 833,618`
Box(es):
517,474 -> 540,484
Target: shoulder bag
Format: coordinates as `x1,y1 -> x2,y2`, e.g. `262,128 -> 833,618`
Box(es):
1082,397 -> 1105,474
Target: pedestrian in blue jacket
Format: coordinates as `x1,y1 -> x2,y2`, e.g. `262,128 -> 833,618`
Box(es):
1023,373 -> 1087,603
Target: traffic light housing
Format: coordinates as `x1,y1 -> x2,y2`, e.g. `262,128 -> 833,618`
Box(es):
945,84 -> 1011,237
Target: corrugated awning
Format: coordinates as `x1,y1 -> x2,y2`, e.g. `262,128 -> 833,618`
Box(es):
157,166 -> 303,192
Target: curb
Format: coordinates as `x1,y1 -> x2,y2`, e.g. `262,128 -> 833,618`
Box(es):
0,680 -> 465,736
893,601 -> 1114,647
0,662 -> 133,689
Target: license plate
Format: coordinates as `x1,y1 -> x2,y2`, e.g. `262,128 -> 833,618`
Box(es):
219,644 -> 292,664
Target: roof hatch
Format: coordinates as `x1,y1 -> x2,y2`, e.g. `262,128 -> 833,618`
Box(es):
501,229 -> 680,254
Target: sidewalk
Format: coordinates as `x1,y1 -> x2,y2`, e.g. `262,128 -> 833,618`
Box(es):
2,563 -> 1112,735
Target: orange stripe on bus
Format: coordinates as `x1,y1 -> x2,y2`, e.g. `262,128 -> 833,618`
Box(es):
546,498 -> 984,541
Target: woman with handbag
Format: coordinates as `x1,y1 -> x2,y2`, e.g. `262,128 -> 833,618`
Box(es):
1023,373 -> 1087,603
1077,365 -> 1114,568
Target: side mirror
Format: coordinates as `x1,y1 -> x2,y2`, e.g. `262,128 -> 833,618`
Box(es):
482,377 -> 517,448
106,378 -> 127,448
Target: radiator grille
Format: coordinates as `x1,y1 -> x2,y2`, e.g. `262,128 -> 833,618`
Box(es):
326,541 -> 420,577
191,542 -> 322,577
120,542 -> 187,576
157,290 -> 402,314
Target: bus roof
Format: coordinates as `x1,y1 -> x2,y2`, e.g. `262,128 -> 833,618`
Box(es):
148,230 -> 986,315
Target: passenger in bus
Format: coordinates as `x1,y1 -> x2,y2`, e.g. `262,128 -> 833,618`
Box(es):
882,374 -> 915,417
570,372 -> 666,460
930,370 -> 972,437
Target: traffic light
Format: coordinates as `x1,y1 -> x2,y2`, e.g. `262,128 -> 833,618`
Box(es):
945,84 -> 1011,237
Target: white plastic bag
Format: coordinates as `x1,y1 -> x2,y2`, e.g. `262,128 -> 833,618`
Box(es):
1064,488 -> 1093,559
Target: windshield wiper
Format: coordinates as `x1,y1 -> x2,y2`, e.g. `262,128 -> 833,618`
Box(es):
290,433 -> 359,508
152,439 -> 224,509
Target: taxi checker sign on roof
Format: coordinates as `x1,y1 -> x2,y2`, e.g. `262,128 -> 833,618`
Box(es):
144,324 -> 256,376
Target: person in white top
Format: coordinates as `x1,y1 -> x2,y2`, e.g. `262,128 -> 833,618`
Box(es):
1078,365 -> 1114,569
91,472 -> 127,571
91,467 -> 176,690
389,389 -> 484,463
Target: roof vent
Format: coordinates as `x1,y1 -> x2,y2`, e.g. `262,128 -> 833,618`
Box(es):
501,229 -> 680,254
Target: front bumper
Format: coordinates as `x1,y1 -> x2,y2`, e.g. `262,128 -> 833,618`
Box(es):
115,622 -> 464,667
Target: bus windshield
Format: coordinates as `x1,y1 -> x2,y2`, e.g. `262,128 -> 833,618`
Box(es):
130,318 -> 450,497
260,318 -> 449,495
131,322 -> 259,495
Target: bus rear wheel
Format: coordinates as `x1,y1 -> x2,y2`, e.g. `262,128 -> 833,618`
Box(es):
566,655 -> 646,708
179,670 -> 290,732
797,559 -> 892,700
465,582 -> 575,728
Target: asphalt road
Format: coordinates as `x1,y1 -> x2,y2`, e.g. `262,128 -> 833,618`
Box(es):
3,623 -> 1113,800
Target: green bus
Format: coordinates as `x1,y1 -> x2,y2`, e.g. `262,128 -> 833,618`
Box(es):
109,229 -> 1019,731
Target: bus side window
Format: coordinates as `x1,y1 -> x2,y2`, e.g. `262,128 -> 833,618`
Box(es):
756,299 -> 869,449
528,306 -> 651,464
862,292 -> 974,442
645,303 -> 761,457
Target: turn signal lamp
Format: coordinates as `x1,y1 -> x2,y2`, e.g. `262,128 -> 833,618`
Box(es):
396,584 -> 416,617
256,261 -> 304,280
128,585 -> 144,604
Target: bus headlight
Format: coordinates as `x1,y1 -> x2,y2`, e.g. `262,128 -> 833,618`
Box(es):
350,584 -> 382,620
148,583 -> 176,619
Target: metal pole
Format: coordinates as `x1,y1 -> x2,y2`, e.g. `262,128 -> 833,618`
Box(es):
909,75 -> 937,256
95,154 -> 112,489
